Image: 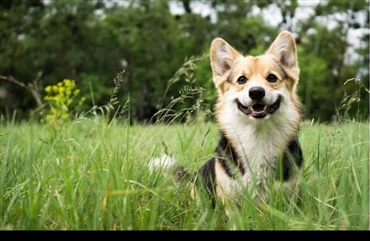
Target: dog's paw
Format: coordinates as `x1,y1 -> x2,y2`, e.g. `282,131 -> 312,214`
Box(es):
148,154 -> 176,174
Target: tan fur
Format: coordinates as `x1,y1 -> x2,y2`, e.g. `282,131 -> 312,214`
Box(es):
209,31 -> 303,204
152,31 -> 305,210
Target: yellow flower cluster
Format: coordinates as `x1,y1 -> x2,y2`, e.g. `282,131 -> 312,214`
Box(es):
41,79 -> 85,129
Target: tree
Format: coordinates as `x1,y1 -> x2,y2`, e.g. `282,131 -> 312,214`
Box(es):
297,0 -> 369,120
0,0 -> 106,119
1,0 -> 368,122
0,0 -> 46,117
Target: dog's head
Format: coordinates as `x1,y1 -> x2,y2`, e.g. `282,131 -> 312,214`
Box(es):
210,31 -> 301,122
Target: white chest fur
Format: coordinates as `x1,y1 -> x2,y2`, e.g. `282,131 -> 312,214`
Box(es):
216,101 -> 299,202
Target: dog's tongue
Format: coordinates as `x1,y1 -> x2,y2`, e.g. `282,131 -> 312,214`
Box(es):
252,104 -> 266,112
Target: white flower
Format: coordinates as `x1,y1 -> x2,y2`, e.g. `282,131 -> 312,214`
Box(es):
148,154 -> 176,173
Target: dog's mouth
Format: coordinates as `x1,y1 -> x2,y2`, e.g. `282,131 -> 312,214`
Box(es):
236,98 -> 281,119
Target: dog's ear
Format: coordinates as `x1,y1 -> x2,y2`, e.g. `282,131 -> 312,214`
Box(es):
210,38 -> 240,80
267,31 -> 298,71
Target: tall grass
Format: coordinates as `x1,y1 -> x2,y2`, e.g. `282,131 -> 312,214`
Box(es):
0,114 -> 369,230
1,57 -> 369,230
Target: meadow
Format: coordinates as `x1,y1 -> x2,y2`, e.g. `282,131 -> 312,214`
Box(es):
1,115 -> 369,230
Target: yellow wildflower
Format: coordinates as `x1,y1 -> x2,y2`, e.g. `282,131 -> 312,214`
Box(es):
52,85 -> 58,92
45,86 -> 52,93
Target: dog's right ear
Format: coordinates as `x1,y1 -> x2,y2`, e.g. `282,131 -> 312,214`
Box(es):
266,31 -> 299,74
210,38 -> 240,80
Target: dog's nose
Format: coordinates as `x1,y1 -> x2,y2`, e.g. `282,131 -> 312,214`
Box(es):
249,87 -> 265,100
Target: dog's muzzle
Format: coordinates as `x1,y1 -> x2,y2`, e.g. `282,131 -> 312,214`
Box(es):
236,97 -> 281,119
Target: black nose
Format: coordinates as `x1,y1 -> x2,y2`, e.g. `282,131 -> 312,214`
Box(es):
249,87 -> 265,100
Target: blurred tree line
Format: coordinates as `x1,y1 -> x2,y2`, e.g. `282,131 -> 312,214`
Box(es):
1,0 -> 369,123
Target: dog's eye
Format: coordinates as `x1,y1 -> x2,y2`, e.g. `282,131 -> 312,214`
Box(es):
237,76 -> 247,84
266,74 -> 278,83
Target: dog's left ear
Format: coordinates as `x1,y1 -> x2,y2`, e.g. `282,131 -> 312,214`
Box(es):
267,31 -> 298,71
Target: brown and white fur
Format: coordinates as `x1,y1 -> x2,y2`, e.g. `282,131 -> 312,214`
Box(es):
150,31 -> 303,208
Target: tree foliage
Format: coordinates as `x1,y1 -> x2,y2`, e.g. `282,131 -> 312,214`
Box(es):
1,0 -> 368,122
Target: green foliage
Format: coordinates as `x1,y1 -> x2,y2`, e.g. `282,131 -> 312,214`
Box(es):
297,0 -> 369,121
298,45 -> 332,120
337,78 -> 370,121
0,0 -> 368,122
0,119 -> 368,230
1,1 -> 368,231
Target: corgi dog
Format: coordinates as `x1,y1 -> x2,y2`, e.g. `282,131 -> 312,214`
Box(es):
150,31 -> 303,208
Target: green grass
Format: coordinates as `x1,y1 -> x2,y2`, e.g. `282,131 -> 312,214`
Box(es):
0,117 -> 369,230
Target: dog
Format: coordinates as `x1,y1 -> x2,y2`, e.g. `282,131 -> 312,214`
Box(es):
150,31 -> 303,208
